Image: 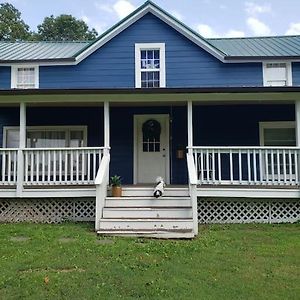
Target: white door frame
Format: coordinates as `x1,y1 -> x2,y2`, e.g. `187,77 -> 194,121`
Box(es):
133,114 -> 170,184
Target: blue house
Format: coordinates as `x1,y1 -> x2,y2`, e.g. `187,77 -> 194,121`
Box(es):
0,1 -> 299,237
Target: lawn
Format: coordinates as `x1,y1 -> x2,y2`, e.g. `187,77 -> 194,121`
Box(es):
0,223 -> 299,300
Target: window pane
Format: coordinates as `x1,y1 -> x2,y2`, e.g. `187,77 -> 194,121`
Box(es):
16,67 -> 36,89
6,129 -> 19,148
27,131 -> 66,148
264,128 -> 296,146
70,131 -> 84,147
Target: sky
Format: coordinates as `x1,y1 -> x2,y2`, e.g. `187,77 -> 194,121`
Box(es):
5,0 -> 300,38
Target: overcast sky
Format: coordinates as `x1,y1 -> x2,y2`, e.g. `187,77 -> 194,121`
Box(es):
6,0 -> 300,38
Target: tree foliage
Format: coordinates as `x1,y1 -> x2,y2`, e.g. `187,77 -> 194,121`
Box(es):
36,14 -> 98,41
0,2 -> 31,41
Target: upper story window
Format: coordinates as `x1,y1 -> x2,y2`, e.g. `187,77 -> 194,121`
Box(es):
11,66 -> 39,89
135,43 -> 166,88
263,62 -> 292,87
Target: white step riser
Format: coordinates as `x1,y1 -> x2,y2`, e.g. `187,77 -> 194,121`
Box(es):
99,220 -> 193,231
105,199 -> 191,208
103,208 -> 193,219
120,189 -> 189,197
97,231 -> 195,239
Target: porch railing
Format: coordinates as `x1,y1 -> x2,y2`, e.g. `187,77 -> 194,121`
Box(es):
0,147 -> 105,187
0,149 -> 18,186
23,147 -> 104,185
191,147 -> 300,186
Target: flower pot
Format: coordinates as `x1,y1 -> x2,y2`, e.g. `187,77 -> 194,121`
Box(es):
112,186 -> 122,197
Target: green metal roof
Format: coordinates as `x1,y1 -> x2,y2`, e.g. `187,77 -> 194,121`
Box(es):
208,35 -> 300,59
0,41 -> 90,63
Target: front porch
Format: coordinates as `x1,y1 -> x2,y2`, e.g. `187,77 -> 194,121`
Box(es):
0,88 -> 300,236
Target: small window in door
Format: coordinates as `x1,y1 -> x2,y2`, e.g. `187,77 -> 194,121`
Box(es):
142,119 -> 161,152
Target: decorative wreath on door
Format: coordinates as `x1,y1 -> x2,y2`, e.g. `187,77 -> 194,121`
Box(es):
142,119 -> 161,140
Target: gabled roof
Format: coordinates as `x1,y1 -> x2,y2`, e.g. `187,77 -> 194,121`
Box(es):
1,1 -> 300,65
0,41 -> 89,64
209,35 -> 300,60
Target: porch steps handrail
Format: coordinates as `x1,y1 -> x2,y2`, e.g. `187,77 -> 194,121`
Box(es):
95,152 -> 110,231
186,153 -> 198,235
190,146 -> 300,186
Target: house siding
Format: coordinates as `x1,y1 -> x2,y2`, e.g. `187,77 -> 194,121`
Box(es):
39,13 -> 263,89
0,67 -> 11,89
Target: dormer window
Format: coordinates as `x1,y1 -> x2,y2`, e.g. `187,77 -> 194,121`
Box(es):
135,43 -> 166,88
11,66 -> 39,89
263,62 -> 292,87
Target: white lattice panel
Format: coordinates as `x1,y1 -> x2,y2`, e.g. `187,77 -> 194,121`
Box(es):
0,198 -> 95,223
198,198 -> 299,224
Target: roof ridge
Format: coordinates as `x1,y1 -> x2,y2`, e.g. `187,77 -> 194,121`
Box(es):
0,40 -> 92,44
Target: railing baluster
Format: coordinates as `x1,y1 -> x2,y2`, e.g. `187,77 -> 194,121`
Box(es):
276,149 -> 280,185
70,150 -> 74,183
47,151 -> 51,184
271,149 -> 275,184
82,150 -> 85,183
247,149 -> 251,184
59,150 -> 62,183
265,149 -> 269,184
200,150 -> 204,184
7,151 -> 11,184
283,149 -> 287,184
294,150 -> 298,185
259,149 -> 263,184
253,149 -> 257,184
65,151 -> 68,183
212,149 -> 215,184
238,150 -> 242,184
218,150 -> 221,184
288,150 -> 292,184
206,149 -> 210,184
229,149 -> 233,184
36,150 -> 40,185
42,151 -> 45,183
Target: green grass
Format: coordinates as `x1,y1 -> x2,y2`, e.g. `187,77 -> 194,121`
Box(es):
0,223 -> 299,300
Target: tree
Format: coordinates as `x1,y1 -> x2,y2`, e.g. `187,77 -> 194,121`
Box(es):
36,14 -> 98,41
0,3 -> 31,41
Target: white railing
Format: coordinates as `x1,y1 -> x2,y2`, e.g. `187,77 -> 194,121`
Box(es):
23,147 -> 105,185
95,152 -> 110,231
186,153 -> 198,235
0,149 -> 18,186
191,147 -> 300,186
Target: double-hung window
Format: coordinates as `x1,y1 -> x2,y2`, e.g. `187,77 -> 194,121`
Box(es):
135,43 -> 166,88
11,66 -> 39,89
263,62 -> 292,87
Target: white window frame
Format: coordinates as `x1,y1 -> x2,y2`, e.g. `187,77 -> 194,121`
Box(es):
259,121 -> 296,146
135,43 -> 166,88
262,62 -> 292,87
11,65 -> 39,89
3,125 -> 87,148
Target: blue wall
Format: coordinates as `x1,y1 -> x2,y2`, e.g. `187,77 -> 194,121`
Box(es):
0,67 -> 11,89
39,13 -> 263,89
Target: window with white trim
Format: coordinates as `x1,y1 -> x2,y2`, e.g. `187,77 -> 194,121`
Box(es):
263,62 -> 292,87
3,126 -> 87,148
135,43 -> 166,88
260,121 -> 296,146
11,66 -> 39,89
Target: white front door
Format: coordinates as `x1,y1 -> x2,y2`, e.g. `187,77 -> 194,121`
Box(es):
134,114 -> 170,184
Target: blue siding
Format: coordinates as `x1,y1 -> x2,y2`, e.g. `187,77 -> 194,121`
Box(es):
40,13 -> 263,89
0,67 -> 11,89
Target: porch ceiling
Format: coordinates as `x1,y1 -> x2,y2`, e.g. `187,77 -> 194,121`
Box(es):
0,87 -> 300,105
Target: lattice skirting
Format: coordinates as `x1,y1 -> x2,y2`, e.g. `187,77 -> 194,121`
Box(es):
198,198 -> 300,224
0,198 -> 95,223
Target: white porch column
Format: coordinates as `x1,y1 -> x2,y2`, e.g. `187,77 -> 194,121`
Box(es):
104,101 -> 110,154
187,101 -> 193,154
16,102 -> 26,197
296,100 -> 300,146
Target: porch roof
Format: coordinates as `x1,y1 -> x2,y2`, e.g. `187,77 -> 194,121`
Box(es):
0,87 -> 300,104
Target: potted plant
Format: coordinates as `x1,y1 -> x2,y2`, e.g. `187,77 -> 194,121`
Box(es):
110,175 -> 122,197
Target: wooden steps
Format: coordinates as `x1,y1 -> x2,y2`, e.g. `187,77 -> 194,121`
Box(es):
97,186 -> 195,239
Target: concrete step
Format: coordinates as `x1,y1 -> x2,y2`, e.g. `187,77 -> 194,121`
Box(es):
99,219 -> 193,231
103,207 -> 193,219
105,197 -> 191,208
119,187 -> 189,197
97,229 -> 195,239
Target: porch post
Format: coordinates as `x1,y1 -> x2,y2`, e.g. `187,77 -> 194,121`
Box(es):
187,101 -> 193,154
16,102 -> 26,197
104,101 -> 110,154
296,100 -> 300,146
